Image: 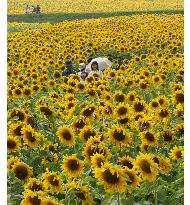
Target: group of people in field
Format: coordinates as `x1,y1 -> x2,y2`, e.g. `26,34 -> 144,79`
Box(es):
62,60 -> 104,82
26,4 -> 41,14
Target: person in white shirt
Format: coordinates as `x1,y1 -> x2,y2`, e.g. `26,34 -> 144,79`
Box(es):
26,5 -> 30,13
88,61 -> 103,78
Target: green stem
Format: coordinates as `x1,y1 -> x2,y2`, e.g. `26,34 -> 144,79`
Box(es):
154,180 -> 158,205
117,192 -> 120,205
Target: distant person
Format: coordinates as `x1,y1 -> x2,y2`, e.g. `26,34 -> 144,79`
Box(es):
36,5 -> 41,13
26,5 -> 30,13
78,63 -> 86,77
62,60 -> 76,77
32,6 -> 37,13
88,61 -> 103,78
80,72 -> 88,83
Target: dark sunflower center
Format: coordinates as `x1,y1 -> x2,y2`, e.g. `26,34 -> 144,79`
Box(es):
67,159 -> 79,170
7,139 -> 16,149
27,117 -> 37,129
163,132 -> 173,142
125,172 -> 134,185
84,130 -> 96,141
117,106 -> 127,115
61,129 -> 72,140
49,145 -> 55,152
140,160 -> 151,173
129,95 -> 135,101
158,99 -> 164,105
175,150 -> 182,159
115,94 -> 125,102
31,182 -> 43,191
48,175 -> 59,186
121,160 -> 133,169
14,165 -> 28,180
83,106 -> 95,117
75,120 -> 86,129
40,107 -> 53,116
97,158 -> 104,168
103,169 -> 119,184
76,192 -> 86,200
159,109 -> 169,118
134,102 -> 144,112
145,132 -> 155,142
46,202 -> 55,205
26,131 -> 36,142
113,130 -> 125,141
152,102 -> 159,108
24,89 -> 31,95
175,93 -> 184,103
28,196 -> 41,205
153,157 -> 159,164
118,117 -> 129,124
15,89 -> 22,95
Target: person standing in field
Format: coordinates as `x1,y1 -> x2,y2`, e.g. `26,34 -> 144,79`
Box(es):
36,5 -> 41,13
62,60 -> 76,77
26,5 -> 30,13
88,61 -> 103,78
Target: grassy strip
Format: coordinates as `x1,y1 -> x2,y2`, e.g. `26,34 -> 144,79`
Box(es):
8,9 -> 184,24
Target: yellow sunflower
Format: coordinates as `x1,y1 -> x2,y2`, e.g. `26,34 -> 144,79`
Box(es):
169,146 -> 184,160
42,170 -> 63,194
133,153 -> 158,182
114,103 -> 130,118
80,126 -> 97,143
7,135 -> 21,153
21,190 -> 44,205
12,161 -> 33,183
140,131 -> 158,146
108,125 -> 132,146
21,124 -> 41,148
94,162 -> 126,193
91,153 -> 107,169
56,125 -> 75,146
61,154 -> 84,178
24,178 -> 45,193
117,156 -> 134,169
7,156 -> 21,170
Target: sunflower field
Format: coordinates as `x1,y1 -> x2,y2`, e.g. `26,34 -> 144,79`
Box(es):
7,13 -> 184,205
8,0 -> 183,14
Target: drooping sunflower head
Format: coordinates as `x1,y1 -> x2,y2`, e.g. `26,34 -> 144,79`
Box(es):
12,161 -> 33,183
56,125 -> 75,146
94,162 -> 126,193
61,154 -> 84,178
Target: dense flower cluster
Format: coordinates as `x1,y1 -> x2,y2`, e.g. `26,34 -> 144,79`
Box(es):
7,14 -> 184,205
8,0 -> 183,14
